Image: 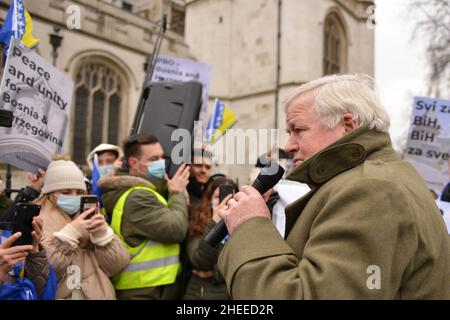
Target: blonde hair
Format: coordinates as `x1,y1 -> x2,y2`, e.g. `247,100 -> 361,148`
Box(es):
284,74 -> 390,132
52,154 -> 71,161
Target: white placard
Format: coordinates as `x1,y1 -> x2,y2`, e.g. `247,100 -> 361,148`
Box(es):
272,180 -> 311,237
404,97 -> 450,192
0,38 -> 74,173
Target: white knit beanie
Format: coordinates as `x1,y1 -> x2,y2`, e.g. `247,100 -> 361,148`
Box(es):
42,160 -> 87,194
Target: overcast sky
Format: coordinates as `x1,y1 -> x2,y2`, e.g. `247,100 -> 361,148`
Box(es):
375,0 -> 429,151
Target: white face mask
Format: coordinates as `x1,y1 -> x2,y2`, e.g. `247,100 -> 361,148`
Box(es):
98,165 -> 115,177
56,195 -> 81,217
146,159 -> 166,179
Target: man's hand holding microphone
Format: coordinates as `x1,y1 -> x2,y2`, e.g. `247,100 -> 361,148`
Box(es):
205,160 -> 285,247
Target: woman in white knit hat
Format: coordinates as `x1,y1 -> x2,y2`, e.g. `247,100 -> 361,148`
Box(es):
34,160 -> 129,300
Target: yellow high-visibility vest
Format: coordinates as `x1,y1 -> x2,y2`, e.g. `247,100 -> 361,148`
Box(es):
110,186 -> 181,290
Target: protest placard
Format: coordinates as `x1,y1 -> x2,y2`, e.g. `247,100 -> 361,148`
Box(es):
404,97 -> 450,192
151,55 -> 212,121
0,38 -> 74,173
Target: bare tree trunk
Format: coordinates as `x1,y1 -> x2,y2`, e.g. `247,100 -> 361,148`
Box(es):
410,0 -> 450,97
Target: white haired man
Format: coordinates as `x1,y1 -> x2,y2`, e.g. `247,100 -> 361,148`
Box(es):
217,74 -> 450,299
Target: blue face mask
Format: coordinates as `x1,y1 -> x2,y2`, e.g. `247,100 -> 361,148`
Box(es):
98,165 -> 115,177
56,195 -> 81,217
146,159 -> 166,179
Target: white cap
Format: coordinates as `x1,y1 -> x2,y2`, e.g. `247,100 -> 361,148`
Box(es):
86,143 -> 123,169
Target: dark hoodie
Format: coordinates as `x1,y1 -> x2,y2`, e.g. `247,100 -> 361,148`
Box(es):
186,177 -> 206,206
99,173 -> 189,300
441,182 -> 450,202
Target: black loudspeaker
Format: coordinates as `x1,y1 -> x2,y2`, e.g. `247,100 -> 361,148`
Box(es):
137,81 -> 203,177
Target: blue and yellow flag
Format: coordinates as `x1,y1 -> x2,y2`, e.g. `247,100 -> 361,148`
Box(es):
205,98 -> 225,143
204,98 -> 238,144
91,153 -> 103,208
210,106 -> 238,144
0,0 -> 40,54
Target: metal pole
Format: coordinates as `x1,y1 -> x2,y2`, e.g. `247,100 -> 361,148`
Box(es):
52,50 -> 57,67
130,15 -> 167,135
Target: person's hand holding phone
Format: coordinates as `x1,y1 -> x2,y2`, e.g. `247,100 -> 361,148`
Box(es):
86,213 -> 108,234
165,164 -> 190,194
213,194 -> 233,223
70,208 -> 97,234
13,203 -> 41,247
0,232 -> 33,282
31,217 -> 43,253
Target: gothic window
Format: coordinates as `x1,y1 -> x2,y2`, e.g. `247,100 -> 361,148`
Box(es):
323,12 -> 347,75
71,59 -> 125,165
170,5 -> 185,36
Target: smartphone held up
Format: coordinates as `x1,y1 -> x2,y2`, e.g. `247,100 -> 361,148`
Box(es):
80,195 -> 99,219
12,203 -> 41,246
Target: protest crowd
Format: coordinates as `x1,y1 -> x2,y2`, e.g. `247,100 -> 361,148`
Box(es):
0,0 -> 450,301
1,74 -> 449,300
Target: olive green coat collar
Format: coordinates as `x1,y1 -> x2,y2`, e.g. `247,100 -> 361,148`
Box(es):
283,128 -> 399,237
286,127 -> 398,187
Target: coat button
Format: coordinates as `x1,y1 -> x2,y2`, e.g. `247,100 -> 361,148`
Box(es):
317,166 -> 326,175
353,152 -> 361,159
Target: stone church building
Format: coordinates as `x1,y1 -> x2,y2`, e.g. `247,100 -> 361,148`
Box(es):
0,0 -> 374,187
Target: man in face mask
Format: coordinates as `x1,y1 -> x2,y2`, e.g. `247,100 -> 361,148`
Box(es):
87,144 -> 124,178
99,133 -> 190,300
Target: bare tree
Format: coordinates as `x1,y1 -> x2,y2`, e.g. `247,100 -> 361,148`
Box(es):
410,0 -> 450,97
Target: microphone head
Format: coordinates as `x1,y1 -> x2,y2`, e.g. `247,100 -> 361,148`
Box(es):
252,160 -> 285,194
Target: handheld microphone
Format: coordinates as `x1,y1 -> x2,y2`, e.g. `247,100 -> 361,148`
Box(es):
204,160 -> 285,248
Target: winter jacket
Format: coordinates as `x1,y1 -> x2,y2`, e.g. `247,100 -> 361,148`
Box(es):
218,127 -> 450,299
100,174 -> 189,300
34,196 -> 130,300
187,177 -> 206,206
183,220 -> 228,300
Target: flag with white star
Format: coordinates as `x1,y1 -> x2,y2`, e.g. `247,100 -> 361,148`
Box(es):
0,0 -> 40,55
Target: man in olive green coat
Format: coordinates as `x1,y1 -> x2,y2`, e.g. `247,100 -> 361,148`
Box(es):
218,74 -> 450,299
100,134 -> 190,300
